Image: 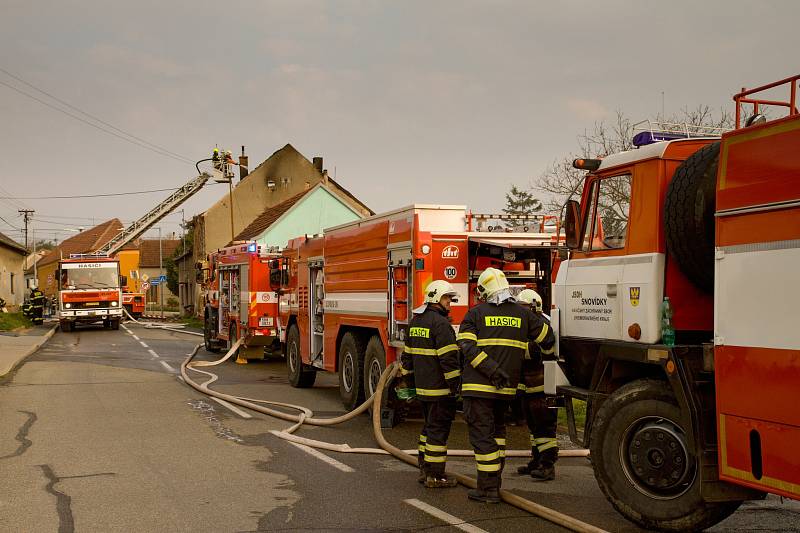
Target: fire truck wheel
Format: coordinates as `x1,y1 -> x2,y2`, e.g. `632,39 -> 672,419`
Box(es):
363,336 -> 389,411
338,332 -> 365,411
60,321 -> 72,333
664,141 -> 720,293
591,379 -> 741,532
110,319 -> 120,331
287,326 -> 316,388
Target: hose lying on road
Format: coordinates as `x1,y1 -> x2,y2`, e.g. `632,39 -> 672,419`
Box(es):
181,343 -> 605,533
123,308 -> 203,337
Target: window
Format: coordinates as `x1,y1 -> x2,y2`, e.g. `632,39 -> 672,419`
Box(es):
582,174 -> 631,251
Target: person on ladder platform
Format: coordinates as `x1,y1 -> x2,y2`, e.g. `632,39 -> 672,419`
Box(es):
457,268 -> 555,503
516,289 -> 558,481
398,280 -> 462,489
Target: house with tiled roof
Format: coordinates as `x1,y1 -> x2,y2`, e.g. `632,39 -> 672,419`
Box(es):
138,239 -> 181,303
186,144 -> 372,314
231,184 -> 364,248
0,231 -> 27,308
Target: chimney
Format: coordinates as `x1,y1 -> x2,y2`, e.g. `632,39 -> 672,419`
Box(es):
239,145 -> 249,181
313,157 -> 323,173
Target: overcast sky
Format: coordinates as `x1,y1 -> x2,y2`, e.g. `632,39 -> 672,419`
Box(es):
0,1 -> 796,246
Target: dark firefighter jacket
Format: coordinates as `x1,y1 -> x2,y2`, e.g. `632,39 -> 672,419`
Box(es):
31,290 -> 45,307
399,306 -> 461,400
457,300 -> 555,399
518,308 -> 553,394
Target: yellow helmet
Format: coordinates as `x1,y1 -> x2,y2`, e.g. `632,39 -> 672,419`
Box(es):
518,288 -> 543,312
424,280 -> 459,304
476,267 -> 509,299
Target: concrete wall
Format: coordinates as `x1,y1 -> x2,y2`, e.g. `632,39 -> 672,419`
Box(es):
255,187 -> 363,249
0,246 -> 25,308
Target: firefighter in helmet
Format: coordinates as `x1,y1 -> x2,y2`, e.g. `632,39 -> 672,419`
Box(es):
516,288 -> 559,481
28,286 -> 46,325
456,268 -> 555,503
399,280 -> 462,488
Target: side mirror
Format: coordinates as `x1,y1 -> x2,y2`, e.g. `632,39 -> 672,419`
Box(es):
119,275 -> 128,288
564,200 -> 581,249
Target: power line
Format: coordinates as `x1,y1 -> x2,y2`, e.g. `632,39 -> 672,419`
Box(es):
0,183 -> 221,200
0,214 -> 21,230
0,78 -> 195,165
0,66 -> 195,164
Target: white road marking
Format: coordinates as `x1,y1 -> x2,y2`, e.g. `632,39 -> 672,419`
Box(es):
139,341 -> 149,348
148,349 -> 159,358
159,360 -> 176,372
210,397 -> 253,419
286,441 -> 355,473
404,499 -> 489,533
132,335 -> 140,341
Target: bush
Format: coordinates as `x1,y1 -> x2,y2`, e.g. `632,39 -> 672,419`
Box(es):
167,297 -> 179,308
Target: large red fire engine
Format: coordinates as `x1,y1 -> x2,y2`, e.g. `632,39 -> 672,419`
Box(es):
553,75 -> 800,531
200,241 -> 282,359
57,255 -> 124,332
272,205 -> 562,409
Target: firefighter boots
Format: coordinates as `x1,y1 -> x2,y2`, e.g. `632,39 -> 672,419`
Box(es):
424,474 -> 458,488
529,464 -> 556,481
467,488 -> 501,503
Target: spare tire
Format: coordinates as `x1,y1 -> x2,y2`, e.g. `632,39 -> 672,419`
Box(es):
663,142 -> 720,293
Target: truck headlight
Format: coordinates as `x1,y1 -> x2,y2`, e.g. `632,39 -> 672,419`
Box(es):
65,303 -> 72,309
111,301 -> 118,307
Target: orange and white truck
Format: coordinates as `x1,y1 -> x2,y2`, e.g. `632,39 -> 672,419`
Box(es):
57,255 -> 124,332
200,241 -> 282,359
552,75 -> 800,531
272,205 -> 562,409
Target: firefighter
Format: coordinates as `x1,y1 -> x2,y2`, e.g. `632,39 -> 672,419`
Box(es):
29,286 -> 46,325
516,289 -> 559,481
456,268 -> 555,503
398,280 -> 462,489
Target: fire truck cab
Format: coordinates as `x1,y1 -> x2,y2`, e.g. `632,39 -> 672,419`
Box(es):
273,205 -> 563,411
57,256 -> 124,332
553,76 -> 800,531
200,241 -> 281,359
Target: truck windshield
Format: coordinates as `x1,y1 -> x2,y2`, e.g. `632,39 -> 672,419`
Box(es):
60,267 -> 120,290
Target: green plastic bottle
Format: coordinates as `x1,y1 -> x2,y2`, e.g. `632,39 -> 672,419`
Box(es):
661,297 -> 675,346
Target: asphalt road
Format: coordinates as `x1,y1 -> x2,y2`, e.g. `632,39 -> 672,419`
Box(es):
0,321 -> 797,532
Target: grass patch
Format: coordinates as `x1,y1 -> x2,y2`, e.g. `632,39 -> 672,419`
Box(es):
558,398 -> 587,432
181,316 -> 204,330
0,312 -> 32,331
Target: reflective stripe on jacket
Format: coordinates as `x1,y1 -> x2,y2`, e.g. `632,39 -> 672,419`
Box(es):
457,300 -> 555,399
399,307 -> 461,400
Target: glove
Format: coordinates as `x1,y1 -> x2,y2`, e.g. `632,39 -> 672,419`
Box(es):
447,377 -> 461,397
489,368 -> 510,390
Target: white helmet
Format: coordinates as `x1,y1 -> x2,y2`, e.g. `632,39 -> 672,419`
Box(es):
518,288 -> 543,312
424,280 -> 459,304
476,267 -> 509,300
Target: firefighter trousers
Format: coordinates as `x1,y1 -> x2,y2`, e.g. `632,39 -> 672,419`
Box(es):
523,392 -> 558,467
419,398 -> 457,476
462,396 -> 508,490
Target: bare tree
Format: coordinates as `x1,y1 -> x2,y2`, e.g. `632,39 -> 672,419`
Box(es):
532,106 -> 733,214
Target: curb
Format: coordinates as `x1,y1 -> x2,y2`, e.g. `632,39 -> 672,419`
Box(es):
0,324 -> 58,378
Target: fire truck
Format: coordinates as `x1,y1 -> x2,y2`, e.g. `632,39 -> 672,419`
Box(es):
57,256 -> 124,332
200,241 -> 282,359
122,291 -> 145,318
552,75 -> 800,531
272,205 -> 562,410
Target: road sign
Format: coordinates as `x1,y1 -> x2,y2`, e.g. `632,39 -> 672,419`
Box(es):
157,275 -> 167,282
150,279 -> 160,286
141,274 -> 150,282
141,281 -> 150,291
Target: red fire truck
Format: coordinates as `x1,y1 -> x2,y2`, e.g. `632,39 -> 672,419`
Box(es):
200,241 -> 282,359
553,75 -> 800,530
57,255 -> 124,332
122,290 -> 145,318
272,205 -> 562,409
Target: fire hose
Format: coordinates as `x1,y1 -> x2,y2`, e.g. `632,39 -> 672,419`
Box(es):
123,308 -> 204,337
180,340 -> 607,533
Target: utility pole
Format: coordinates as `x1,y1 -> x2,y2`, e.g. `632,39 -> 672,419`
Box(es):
159,227 -> 164,319
19,209 -> 34,250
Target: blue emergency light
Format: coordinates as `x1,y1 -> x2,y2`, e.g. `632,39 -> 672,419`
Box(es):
632,131 -> 688,147
248,243 -> 257,252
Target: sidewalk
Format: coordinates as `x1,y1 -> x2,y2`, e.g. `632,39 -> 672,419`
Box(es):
0,322 -> 58,378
